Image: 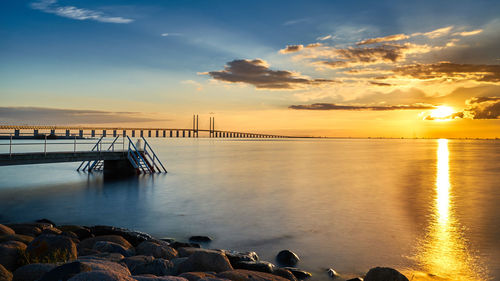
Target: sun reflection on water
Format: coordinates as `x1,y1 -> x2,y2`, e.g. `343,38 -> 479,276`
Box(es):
412,139 -> 488,281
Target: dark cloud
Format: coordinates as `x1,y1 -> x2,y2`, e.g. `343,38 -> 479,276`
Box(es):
279,45 -> 304,54
205,59 -> 336,89
0,107 -> 163,125
289,103 -> 435,111
320,44 -> 407,69
395,63 -> 500,83
357,34 -> 409,45
465,96 -> 500,119
370,81 -> 392,86
424,112 -> 464,120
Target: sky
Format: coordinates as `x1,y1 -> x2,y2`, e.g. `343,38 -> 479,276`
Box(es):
1,0 -> 500,138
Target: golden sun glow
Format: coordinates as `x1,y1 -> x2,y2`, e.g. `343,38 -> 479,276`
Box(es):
430,106 -> 455,119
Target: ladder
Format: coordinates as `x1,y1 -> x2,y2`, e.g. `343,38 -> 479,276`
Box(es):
127,136 -> 167,174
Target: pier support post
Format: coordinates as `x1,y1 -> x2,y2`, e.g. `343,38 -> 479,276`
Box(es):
140,131 -> 144,137
176,130 -> 179,137
183,130 -> 185,137
113,130 -> 117,137
170,130 -> 173,137
156,130 -> 159,137
14,129 -> 20,137
188,131 -> 191,137
91,130 -> 95,137
34,129 -> 38,136
50,129 -> 55,136
66,130 -> 70,137
79,130 -> 84,138
132,130 -> 135,137
163,130 -> 166,137
102,130 -> 107,137
123,130 -> 127,137
148,130 -> 152,138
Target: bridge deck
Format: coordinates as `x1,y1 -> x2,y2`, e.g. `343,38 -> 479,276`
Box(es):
0,151 -> 127,166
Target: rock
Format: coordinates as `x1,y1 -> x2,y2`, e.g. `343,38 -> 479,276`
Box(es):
217,269 -> 290,281
41,227 -> 62,235
170,258 -> 188,275
222,250 -> 259,265
61,231 -> 79,240
234,261 -> 275,273
276,251 -> 299,267
133,276 -> 189,281
272,268 -> 297,281
94,241 -> 135,257
38,261 -> 93,281
78,248 -> 101,257
26,234 -> 77,263
160,238 -> 176,244
35,219 -> 56,227
188,236 -> 212,243
126,258 -> 173,276
0,235 -> 33,245
177,248 -> 220,258
90,226 -> 153,247
123,256 -> 155,273
58,226 -> 92,240
282,268 -> 311,280
0,264 -> 13,281
5,225 -> 41,237
364,267 -> 408,281
199,279 -> 230,281
79,253 -> 125,263
13,263 -> 56,281
80,235 -> 133,250
178,250 -> 233,273
0,241 -> 27,271
178,272 -> 217,281
68,270 -> 135,281
346,278 -> 363,281
0,225 -> 14,236
170,242 -> 200,249
76,258 -> 131,276
136,241 -> 177,259
327,268 -> 340,278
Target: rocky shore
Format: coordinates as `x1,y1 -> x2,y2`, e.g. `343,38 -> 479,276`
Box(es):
0,220 -> 409,281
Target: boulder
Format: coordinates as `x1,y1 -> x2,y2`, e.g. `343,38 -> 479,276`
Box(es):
0,235 -> 33,245
282,268 -> 311,280
41,227 -> 62,235
123,256 -> 155,273
188,236 -> 212,243
38,261 -> 93,281
78,248 -> 101,257
128,258 -> 173,276
35,219 -> 56,227
94,241 -> 135,257
90,226 -> 153,247
58,226 -> 92,240
26,234 -> 77,263
170,258 -> 188,275
61,231 -> 79,240
222,251 -> 259,265
136,241 -> 178,259
68,270 -> 135,281
346,278 -> 363,281
80,235 -> 133,250
217,269 -> 290,281
271,268 -> 297,281
0,225 -> 14,236
0,264 -> 13,281
233,261 -> 275,273
169,242 -> 200,249
5,225 -> 40,237
199,278 -> 231,281
133,276 -> 189,281
178,272 -> 217,281
327,268 -> 340,278
364,267 -> 408,281
13,263 -> 56,281
76,258 -> 131,276
276,251 -> 299,267
0,241 -> 27,271
178,250 -> 233,274
177,248 -> 220,258
79,253 -> 125,263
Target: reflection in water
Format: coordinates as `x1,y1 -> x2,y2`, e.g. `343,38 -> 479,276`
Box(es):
414,139 -> 487,280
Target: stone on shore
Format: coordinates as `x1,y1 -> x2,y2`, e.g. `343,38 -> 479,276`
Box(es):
0,241 -> 27,271
127,258 -> 174,276
222,251 -> 259,265
12,263 -> 56,281
217,269 -> 290,281
90,226 -> 153,247
178,272 -> 217,281
35,219 -> 56,227
40,227 -> 62,235
58,226 -> 93,240
68,270 -> 135,281
346,278 -> 363,281
276,250 -> 299,267
188,236 -> 212,243
123,256 -> 155,273
94,241 -> 135,257
177,250 -> 233,273
0,264 -> 13,281
136,241 -> 178,259
233,261 -> 275,273
26,234 -> 77,263
364,267 -> 408,281
170,242 -> 200,249
38,261 -> 93,281
327,268 -> 340,278
133,276 -> 189,281
5,225 -> 41,237
76,257 -> 131,276
79,235 -> 133,250
272,268 -> 297,281
282,268 -> 312,280
0,235 -> 33,245
0,225 -> 14,236
80,253 -> 125,263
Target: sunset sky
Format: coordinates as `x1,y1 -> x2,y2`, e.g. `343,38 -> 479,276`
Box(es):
1,0 -> 499,138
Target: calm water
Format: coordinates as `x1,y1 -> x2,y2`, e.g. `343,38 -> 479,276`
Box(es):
0,138 -> 499,281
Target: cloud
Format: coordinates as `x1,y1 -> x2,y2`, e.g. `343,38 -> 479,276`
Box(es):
357,33 -> 410,45
30,0 -> 133,23
318,44 -> 410,69
317,35 -> 332,41
181,80 -> 203,91
413,26 -> 454,39
424,112 -> 464,120
203,59 -> 336,89
283,18 -> 310,26
453,29 -> 483,37
465,96 -> 500,119
0,107 -> 163,125
161,33 -> 182,37
279,45 -> 304,54
370,81 -> 392,86
395,63 -> 500,83
289,103 -> 436,111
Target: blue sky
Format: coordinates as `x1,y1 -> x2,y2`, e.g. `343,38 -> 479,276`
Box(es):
1,0 -> 499,137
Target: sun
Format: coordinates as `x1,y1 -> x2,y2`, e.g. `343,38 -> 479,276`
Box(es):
430,106 -> 455,119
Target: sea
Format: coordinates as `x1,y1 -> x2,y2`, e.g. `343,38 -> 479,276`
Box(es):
0,138 -> 499,281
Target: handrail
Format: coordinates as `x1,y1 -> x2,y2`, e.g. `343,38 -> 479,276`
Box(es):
77,136 -> 104,171
127,136 -> 151,174
107,136 -> 120,151
141,136 -> 167,173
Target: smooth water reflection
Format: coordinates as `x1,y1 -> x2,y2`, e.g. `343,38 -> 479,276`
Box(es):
414,139 -> 488,280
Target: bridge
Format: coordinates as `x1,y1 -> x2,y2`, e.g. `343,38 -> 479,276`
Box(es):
0,115 -> 289,139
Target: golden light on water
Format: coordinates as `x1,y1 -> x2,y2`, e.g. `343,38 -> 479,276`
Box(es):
412,139 -> 488,281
